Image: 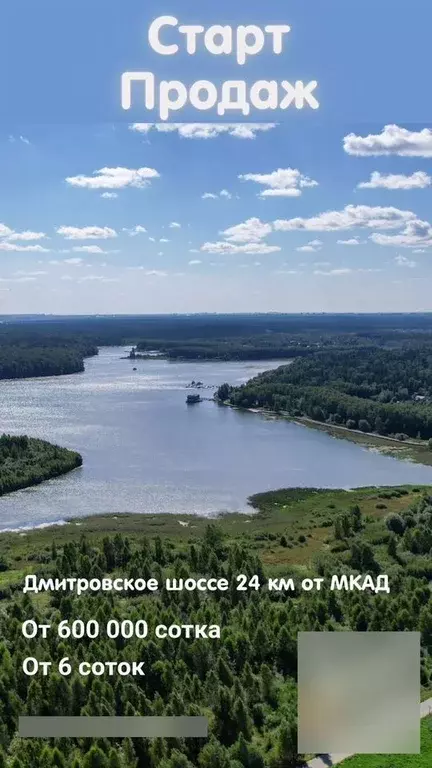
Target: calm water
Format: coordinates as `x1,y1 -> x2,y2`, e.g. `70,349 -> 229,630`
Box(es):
1,346 -> 432,531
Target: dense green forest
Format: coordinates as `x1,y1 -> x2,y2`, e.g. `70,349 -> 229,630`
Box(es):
0,435 -> 82,496
219,344 -> 432,441
2,312 -> 432,373
0,485 -> 432,767
0,344 -> 97,380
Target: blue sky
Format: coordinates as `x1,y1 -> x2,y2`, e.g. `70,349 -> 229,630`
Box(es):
0,1 -> 431,313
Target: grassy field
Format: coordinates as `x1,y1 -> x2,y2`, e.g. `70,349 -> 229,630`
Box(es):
0,483 -> 429,589
341,717 -> 432,767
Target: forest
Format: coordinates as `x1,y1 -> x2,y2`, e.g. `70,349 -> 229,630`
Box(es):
0,435 -> 82,496
219,344 -> 432,441
2,312 -> 432,373
0,484 -> 432,767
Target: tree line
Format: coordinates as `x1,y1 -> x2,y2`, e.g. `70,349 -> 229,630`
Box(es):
219,345 -> 432,440
0,435 -> 82,496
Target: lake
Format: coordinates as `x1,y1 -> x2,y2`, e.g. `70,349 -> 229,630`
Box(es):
1,346 -> 432,531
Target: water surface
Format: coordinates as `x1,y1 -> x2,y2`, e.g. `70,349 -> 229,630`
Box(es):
1,347 -> 432,530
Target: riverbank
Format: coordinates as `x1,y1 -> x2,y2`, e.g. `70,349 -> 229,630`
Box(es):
220,401 -> 432,467
0,483 -> 428,588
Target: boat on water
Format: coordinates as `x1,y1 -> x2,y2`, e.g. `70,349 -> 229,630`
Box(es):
186,394 -> 202,404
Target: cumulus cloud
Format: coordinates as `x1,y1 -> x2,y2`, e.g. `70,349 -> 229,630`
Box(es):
370,219 -> 432,248
0,242 -> 50,252
222,218 -> 272,243
395,254 -> 417,268
129,123 -> 277,140
274,205 -> 415,232
159,238 -> 170,243
101,192 -> 118,199
357,171 -> 431,190
239,168 -> 318,198
57,226 -> 117,240
344,125 -> 432,157
296,239 -> 322,253
202,193 -> 218,200
66,167 -> 159,190
169,222 -> 181,228
122,226 -> 147,237
201,241 -> 280,255
7,231 -> 46,241
188,260 -> 202,265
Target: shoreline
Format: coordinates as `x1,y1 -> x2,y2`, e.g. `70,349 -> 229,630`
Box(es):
220,401 -> 432,467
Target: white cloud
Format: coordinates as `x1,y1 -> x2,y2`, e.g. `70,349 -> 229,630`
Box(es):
314,268 -> 353,276
66,167 -> 159,190
296,239 -> 322,253
101,192 -> 118,199
370,219 -> 432,248
239,168 -> 318,198
314,267 -> 382,276
357,171 -> 431,190
130,123 -> 277,140
64,257 -> 84,265
14,270 -> 47,277
122,225 -> 147,237
202,190 -> 233,200
395,254 -> 417,268
72,245 -> 106,254
222,218 -> 272,243
9,135 -> 30,145
148,237 -> 156,242
188,260 -> 202,265
0,224 -> 13,238
274,205 -> 415,232
7,231 -> 46,241
169,222 -> 181,228
57,226 -> 117,240
201,241 -> 280,255
344,125 -> 432,157
0,242 -> 50,252
337,238 -> 361,246
159,238 -> 170,243
0,275 -> 37,283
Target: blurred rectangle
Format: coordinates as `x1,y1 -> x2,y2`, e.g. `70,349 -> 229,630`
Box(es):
298,631 -> 420,754
19,716 -> 208,738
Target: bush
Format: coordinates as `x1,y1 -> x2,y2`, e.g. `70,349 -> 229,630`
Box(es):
385,513 -> 406,535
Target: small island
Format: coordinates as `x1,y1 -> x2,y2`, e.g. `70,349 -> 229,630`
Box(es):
0,434 -> 82,496
186,393 -> 202,404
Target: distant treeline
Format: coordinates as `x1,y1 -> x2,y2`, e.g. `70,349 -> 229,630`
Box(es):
0,434 -> 82,496
3,313 -> 432,375
219,345 -> 432,440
